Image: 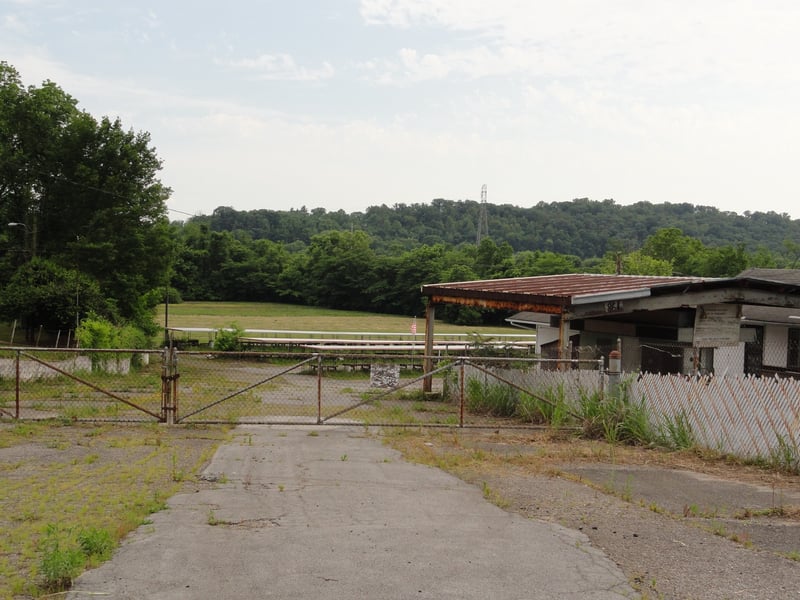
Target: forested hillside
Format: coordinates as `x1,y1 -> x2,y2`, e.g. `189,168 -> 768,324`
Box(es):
190,199 -> 800,258
166,199 -> 800,324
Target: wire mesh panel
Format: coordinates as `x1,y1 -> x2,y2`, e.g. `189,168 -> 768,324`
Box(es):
0,349 -> 163,422
175,352 -> 323,424
456,357 -> 605,427
317,355 -> 460,427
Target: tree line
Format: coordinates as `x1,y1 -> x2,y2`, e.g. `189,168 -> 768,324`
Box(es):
197,198 -> 800,258
170,217 -> 799,325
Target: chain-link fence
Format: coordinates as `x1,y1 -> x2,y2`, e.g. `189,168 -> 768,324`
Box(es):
0,348 -> 164,422
624,333 -> 800,379
0,347 -> 605,427
2,345 -> 798,465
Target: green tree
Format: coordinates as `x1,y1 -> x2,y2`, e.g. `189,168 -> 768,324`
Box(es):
301,230 -> 377,310
640,228 -> 705,275
0,62 -> 171,334
0,258 -> 106,342
696,244 -> 749,277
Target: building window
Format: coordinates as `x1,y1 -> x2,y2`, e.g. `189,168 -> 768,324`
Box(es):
789,329 -> 800,370
743,326 -> 763,376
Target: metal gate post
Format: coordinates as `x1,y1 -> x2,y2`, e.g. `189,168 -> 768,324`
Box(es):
598,357 -> 606,400
459,358 -> 465,428
13,350 -> 21,419
160,348 -> 170,423
316,354 -> 323,424
160,347 -> 179,424
170,347 -> 179,422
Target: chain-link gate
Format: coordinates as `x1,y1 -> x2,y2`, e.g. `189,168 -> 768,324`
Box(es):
2,347 -> 607,427
164,352 -> 606,427
174,353 -> 321,424
0,348 -> 164,422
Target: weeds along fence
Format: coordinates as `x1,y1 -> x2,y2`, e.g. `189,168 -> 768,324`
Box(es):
1,347 -> 798,466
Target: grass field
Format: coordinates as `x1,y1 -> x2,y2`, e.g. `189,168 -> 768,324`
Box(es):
158,301 -> 524,336
0,301 -> 529,346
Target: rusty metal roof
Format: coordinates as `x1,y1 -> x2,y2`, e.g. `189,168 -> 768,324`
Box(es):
424,274 -> 704,300
421,273 -> 711,312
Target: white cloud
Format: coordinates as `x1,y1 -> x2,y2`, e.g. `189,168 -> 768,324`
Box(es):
222,53 -> 335,82
360,0 -> 800,89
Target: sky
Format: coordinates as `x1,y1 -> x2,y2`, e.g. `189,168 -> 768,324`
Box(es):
2,1 -> 800,220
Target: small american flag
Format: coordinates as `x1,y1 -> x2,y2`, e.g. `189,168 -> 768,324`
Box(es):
410,317 -> 417,335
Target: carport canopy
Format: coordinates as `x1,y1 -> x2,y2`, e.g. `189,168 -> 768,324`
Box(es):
419,271 -> 800,390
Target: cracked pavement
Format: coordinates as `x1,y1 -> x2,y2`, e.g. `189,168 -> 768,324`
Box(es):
68,425 -> 635,599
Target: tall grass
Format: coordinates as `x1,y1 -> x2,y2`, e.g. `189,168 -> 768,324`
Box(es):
465,375 -> 674,448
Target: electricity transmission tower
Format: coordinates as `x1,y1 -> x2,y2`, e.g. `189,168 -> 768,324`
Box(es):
476,184 -> 489,244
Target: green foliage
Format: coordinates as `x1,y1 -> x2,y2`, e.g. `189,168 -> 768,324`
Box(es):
164,201 -> 800,319
465,377 -> 518,417
577,385 -> 659,446
0,258 -> 107,334
76,314 -> 151,370
594,250 -> 673,276
516,387 -> 571,427
213,323 -> 244,352
77,527 -> 114,562
1,61 -> 171,335
38,524 -> 85,592
37,524 -> 115,591
660,411 -> 696,450
76,314 -> 119,349
768,434 -> 800,475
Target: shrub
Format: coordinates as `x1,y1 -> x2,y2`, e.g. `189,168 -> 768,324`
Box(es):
213,323 -> 244,352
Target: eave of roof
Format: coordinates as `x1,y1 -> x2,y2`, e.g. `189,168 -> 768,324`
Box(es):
421,273 -> 710,306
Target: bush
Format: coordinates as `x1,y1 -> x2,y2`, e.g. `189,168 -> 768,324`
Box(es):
213,323 -> 244,352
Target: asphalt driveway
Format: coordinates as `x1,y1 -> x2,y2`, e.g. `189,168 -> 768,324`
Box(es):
67,425 -> 634,599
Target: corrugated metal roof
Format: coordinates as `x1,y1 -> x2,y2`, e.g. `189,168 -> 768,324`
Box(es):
738,268 -> 800,286
422,273 -> 707,304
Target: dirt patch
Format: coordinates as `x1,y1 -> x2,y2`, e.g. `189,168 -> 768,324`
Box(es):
386,429 -> 800,600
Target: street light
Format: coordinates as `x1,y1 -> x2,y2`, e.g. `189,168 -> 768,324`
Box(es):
7,222 -> 33,257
